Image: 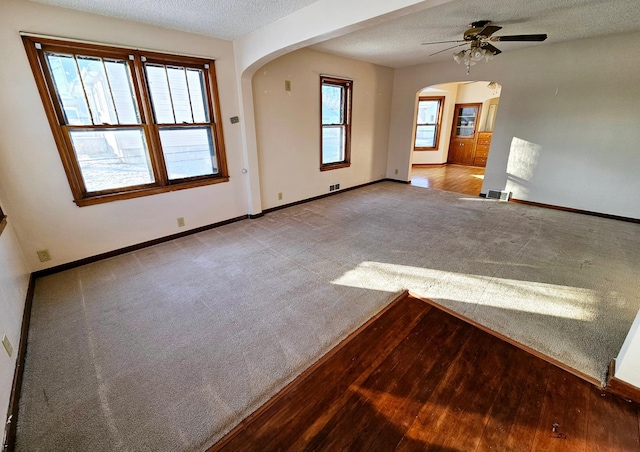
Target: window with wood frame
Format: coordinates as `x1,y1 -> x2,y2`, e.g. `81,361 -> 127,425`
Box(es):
414,96 -> 445,151
320,76 -> 352,170
22,36 -> 229,206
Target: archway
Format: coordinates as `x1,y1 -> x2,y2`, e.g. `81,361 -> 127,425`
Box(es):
409,81 -> 501,196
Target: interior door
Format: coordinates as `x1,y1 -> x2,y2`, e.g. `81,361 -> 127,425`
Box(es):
447,103 -> 481,165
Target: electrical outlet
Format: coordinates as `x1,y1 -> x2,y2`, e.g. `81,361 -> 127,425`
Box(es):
278,192 -> 283,201
37,249 -> 51,262
284,80 -> 291,91
2,335 -> 12,357
177,217 -> 185,227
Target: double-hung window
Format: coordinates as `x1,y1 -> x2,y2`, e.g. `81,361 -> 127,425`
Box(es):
320,76 -> 352,170
414,96 -> 445,151
23,36 -> 228,206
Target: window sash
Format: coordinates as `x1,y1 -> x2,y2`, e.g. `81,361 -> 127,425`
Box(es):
22,36 -> 229,206
414,96 -> 444,151
320,76 -> 352,170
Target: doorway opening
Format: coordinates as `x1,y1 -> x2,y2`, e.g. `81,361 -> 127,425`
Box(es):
409,81 -> 501,196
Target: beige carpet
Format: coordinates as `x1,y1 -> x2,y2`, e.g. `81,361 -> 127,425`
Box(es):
16,182 -> 640,451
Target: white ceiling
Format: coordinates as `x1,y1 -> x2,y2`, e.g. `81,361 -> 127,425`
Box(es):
26,0 -> 640,67
311,0 -> 640,67
26,0 -> 323,41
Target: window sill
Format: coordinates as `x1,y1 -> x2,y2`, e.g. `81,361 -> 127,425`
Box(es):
74,176 -> 230,207
414,147 -> 438,152
320,162 -> 351,172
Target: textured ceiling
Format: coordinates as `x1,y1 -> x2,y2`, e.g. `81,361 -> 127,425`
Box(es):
26,0 -> 323,40
25,0 -> 640,67
311,0 -> 640,67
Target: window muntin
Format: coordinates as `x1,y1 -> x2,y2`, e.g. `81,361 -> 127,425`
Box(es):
414,96 -> 444,150
321,76 -> 352,170
23,36 -> 229,206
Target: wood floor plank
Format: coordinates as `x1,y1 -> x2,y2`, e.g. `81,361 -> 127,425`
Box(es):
475,346 -> 552,452
212,296 -> 429,451
397,325 -> 517,451
213,295 -> 640,451
300,307 -> 467,451
532,366 -> 591,451
410,164 -> 484,196
585,387 -> 640,451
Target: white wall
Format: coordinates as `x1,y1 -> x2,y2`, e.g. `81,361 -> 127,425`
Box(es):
616,310 -> 640,388
253,48 -> 393,209
0,0 -> 247,271
0,219 -> 30,446
387,31 -> 640,220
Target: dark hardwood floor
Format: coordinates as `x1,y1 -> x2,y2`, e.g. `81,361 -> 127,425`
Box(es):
411,164 -> 484,196
212,295 -> 640,451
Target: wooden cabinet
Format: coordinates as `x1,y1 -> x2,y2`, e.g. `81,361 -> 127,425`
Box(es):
447,104 -> 481,165
473,132 -> 492,167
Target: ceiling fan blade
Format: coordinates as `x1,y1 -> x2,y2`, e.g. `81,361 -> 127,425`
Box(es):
422,40 -> 465,45
478,25 -> 502,38
482,43 -> 502,55
490,34 -> 547,42
429,43 -> 467,57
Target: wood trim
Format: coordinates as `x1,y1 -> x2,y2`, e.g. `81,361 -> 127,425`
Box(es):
413,96 -> 445,152
384,178 -> 411,184
606,359 -> 640,407
408,291 -> 602,388
3,275 -> 36,452
510,198 -> 640,225
32,214 -> 248,278
411,163 -> 446,167
320,76 -> 352,171
21,36 -> 230,207
210,290 -> 410,451
262,179 -> 386,214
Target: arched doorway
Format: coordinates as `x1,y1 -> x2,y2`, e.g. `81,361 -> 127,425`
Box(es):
410,81 -> 501,196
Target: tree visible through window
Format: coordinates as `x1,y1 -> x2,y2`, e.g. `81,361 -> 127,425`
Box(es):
414,96 -> 445,150
23,36 -> 229,206
321,76 -> 352,170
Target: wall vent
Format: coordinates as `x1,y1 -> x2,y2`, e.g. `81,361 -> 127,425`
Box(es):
487,189 -> 511,202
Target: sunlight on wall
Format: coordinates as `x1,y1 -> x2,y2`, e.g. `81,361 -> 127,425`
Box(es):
331,261 -> 598,321
505,137 -> 542,198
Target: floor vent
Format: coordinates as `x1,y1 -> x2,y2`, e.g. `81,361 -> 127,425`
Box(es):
487,189 -> 511,202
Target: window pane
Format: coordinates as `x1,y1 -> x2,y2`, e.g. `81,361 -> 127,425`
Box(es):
322,126 -> 345,164
322,84 -> 343,125
415,125 -> 436,147
158,127 -> 217,180
417,100 -> 438,125
146,64 -> 209,124
146,64 -> 175,123
166,66 -> 193,123
186,69 -> 208,122
69,129 -> 154,192
45,53 -> 92,125
104,60 -> 140,124
76,56 -> 119,125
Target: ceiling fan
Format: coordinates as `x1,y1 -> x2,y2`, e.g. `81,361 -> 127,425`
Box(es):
422,20 -> 547,73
